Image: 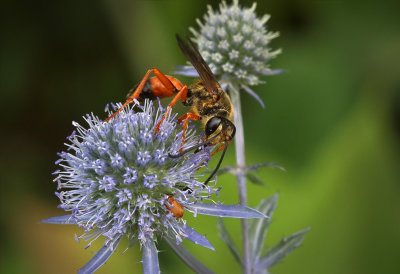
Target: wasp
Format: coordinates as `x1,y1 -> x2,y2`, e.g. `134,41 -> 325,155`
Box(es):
105,35 -> 236,217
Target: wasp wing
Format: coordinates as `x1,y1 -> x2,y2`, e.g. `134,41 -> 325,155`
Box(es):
176,34 -> 219,93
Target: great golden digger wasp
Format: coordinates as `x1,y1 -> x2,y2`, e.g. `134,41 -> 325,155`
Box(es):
105,35 -> 236,218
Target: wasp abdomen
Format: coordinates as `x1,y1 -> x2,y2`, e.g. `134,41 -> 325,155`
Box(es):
127,76 -> 181,102
127,79 -> 156,101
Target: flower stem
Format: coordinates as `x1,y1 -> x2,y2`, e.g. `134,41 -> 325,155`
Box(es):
229,84 -> 251,274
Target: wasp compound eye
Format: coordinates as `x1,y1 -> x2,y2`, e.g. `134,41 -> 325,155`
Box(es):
205,117 -> 222,136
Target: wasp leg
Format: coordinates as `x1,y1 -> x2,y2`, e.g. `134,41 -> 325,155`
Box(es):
177,112 -> 201,152
154,85 -> 188,133
104,68 -> 182,122
210,140 -> 232,157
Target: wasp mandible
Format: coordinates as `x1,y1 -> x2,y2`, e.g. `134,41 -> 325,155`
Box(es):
105,34 -> 236,186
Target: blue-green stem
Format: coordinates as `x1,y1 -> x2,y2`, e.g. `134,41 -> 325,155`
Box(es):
229,83 -> 251,274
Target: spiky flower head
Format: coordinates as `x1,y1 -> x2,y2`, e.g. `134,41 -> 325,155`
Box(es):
176,0 -> 282,107
43,99 -> 266,273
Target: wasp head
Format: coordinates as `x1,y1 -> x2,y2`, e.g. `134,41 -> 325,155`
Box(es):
205,117 -> 236,145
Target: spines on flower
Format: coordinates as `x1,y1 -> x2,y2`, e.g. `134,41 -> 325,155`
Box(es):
189,0 -> 280,85
44,98 -> 268,272
52,100 -> 217,247
176,0 -> 282,107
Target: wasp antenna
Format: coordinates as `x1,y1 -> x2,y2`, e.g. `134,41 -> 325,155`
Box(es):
168,132 -> 221,158
203,140 -> 229,186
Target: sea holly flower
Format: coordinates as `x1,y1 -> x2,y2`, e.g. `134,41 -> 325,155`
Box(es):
176,0 -> 282,107
43,99 -> 267,273
175,2 -> 309,273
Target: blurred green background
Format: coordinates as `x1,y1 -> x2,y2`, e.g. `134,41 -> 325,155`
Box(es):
1,0 -> 399,273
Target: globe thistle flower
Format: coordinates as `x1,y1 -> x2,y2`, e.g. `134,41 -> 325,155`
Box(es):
176,0 -> 282,107
43,99 -> 266,273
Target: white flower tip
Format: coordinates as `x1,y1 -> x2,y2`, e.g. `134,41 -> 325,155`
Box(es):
186,0 -> 281,87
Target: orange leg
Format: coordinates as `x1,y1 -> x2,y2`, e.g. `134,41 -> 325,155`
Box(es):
154,85 -> 188,133
177,112 -> 201,151
104,68 -> 182,123
210,140 -> 232,157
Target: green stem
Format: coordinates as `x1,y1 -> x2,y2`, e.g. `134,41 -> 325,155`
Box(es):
229,84 -> 251,274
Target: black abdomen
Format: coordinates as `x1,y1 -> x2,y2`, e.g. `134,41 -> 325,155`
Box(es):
126,80 -> 156,101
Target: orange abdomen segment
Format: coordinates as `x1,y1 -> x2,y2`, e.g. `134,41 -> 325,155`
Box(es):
165,196 -> 184,218
150,76 -> 183,99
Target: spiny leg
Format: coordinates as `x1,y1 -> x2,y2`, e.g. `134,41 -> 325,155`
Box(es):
210,139 -> 232,157
177,112 -> 200,152
104,68 -> 180,123
154,85 -> 188,133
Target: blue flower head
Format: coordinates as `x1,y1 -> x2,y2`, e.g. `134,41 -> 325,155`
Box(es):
176,0 -> 283,108
43,99 -> 266,273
